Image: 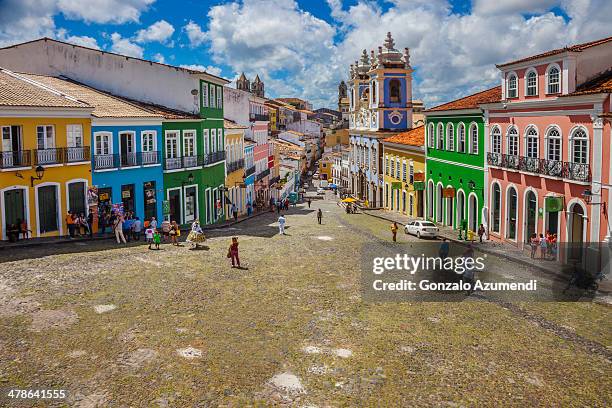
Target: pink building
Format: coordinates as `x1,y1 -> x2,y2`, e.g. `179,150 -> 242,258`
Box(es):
482,36 -> 612,270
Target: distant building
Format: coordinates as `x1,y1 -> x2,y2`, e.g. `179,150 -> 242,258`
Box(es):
338,81 -> 349,121
236,72 -> 265,98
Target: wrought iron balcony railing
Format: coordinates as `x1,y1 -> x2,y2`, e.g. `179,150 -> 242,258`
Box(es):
564,162 -> 590,182
256,167 -> 271,181
227,158 -> 245,174
269,175 -> 281,186
0,150 -> 31,169
202,150 -> 225,166
487,152 -> 591,182
35,148 -> 64,165
245,165 -> 256,177
250,113 -> 269,121
95,151 -> 160,170
519,156 -> 540,173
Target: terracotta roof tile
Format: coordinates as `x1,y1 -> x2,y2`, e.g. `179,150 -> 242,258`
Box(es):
382,125 -> 424,147
18,73 -> 162,118
224,118 -> 247,129
425,86 -> 501,112
118,98 -> 200,120
497,36 -> 612,68
561,69 -> 612,97
0,69 -> 91,109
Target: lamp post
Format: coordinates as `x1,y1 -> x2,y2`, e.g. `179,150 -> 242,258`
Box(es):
30,165 -> 44,187
181,173 -> 194,188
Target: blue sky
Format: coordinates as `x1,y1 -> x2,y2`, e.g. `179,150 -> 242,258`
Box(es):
0,0 -> 609,109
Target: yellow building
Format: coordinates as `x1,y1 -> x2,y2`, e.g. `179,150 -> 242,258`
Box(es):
0,68 -> 93,240
318,153 -> 335,181
381,126 -> 425,218
224,119 -> 248,215
324,128 -> 349,148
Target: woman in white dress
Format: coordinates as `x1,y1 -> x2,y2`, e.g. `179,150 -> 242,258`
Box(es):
186,219 -> 206,248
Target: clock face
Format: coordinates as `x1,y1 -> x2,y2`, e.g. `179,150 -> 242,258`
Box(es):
388,110 -> 403,125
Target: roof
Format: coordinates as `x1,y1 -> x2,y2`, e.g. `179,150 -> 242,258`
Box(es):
497,36 -> 612,68
0,37 -> 230,83
382,125 -> 424,147
0,69 -> 91,109
561,69 -> 612,97
120,98 -> 200,120
426,86 -> 501,112
285,130 -> 305,136
224,118 -> 247,129
18,73 -> 162,118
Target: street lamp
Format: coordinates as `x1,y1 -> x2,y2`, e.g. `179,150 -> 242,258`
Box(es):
467,180 -> 483,191
31,165 -> 44,187
181,173 -> 194,187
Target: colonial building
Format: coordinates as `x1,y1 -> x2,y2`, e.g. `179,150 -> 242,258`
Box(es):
224,119 -> 247,215
424,87 -> 501,233
348,32 -> 414,206
482,36 -> 612,270
382,126 -> 425,218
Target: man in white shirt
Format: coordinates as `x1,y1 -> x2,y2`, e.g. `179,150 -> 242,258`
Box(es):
278,215 -> 286,235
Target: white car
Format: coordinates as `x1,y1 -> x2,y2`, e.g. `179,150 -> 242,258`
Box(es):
316,187 -> 325,195
404,220 -> 439,239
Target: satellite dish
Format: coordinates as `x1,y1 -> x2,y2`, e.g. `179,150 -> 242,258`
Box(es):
191,89 -> 198,95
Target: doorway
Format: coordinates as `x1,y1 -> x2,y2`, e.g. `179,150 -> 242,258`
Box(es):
446,195 -> 454,227
457,190 -> 465,229
184,186 -> 197,223
37,185 -> 59,234
507,188 -> 517,240
525,190 -> 537,243
436,184 -> 443,223
168,189 -> 182,224
120,132 -> 136,167
3,188 -> 26,238
469,194 -> 478,232
68,182 -> 86,216
568,203 -> 584,262
121,184 -> 135,214
143,181 -> 157,220
1,126 -> 23,167
417,190 -> 423,218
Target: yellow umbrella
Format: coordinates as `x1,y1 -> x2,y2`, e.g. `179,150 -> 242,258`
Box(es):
341,197 -> 357,203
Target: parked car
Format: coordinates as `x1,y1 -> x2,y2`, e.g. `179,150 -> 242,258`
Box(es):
404,220 -> 439,239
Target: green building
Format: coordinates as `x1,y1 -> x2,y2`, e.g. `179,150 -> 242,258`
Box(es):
424,87 -> 500,233
132,77 -> 228,226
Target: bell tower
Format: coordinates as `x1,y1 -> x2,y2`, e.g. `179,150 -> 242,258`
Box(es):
237,72 -> 250,92
251,74 -> 264,98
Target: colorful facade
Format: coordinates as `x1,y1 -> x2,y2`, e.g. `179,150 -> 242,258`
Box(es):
0,69 -> 93,240
382,126 -> 425,217
224,119 -> 247,215
424,87 -> 501,232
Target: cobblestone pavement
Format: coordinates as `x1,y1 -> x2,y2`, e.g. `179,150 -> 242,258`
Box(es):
0,191 -> 610,407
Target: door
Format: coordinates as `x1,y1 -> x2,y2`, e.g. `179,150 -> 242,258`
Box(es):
436,185 -> 443,223
121,184 -> 135,214
184,186 -> 197,223
169,189 -> 182,224
94,133 -> 113,169
36,125 -> 56,164
98,187 -> 112,215
120,132 -> 136,167
417,190 -> 423,218
38,185 -> 58,234
143,181 -> 157,220
525,191 -> 537,243
469,195 -> 478,232
205,189 -> 212,225
446,196 -> 454,227
68,182 -> 86,216
2,126 -> 23,167
507,188 -> 517,240
569,204 -> 584,261
183,131 -> 197,167
165,132 -> 180,169
4,189 -> 25,236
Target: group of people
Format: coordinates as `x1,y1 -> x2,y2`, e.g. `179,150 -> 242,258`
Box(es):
271,197 -> 292,214
66,211 -> 94,239
529,232 -> 558,259
6,218 -> 30,242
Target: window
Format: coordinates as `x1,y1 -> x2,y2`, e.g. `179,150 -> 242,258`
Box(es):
385,156 -> 389,175
141,131 -> 156,152
409,162 -> 414,184
428,123 -> 435,148
95,133 -> 111,155
457,123 -> 466,153
437,123 -> 444,150
389,79 -> 401,103
211,129 -> 217,153
446,123 -> 454,151
36,125 -> 55,149
507,127 -> 518,156
210,86 -> 216,108
491,126 -> 501,154
390,158 -> 395,177
165,131 -> 179,158
402,161 -> 407,182
396,158 -> 400,179
217,86 -> 222,108
183,130 -> 196,157
492,183 -> 501,233
67,124 -> 83,147
203,129 -> 210,154
469,124 -> 478,154
547,65 -> 560,94
546,128 -> 561,161
571,128 -> 588,164
507,73 -> 518,98
371,81 -> 377,104
526,70 -> 537,96
202,83 -> 209,107
217,129 -> 223,151
526,127 -> 538,158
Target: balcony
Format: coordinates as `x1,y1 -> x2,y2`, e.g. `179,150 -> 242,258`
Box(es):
269,175 -> 280,186
66,147 -> 90,163
250,113 -> 269,122
94,154 -> 119,170
245,165 -> 256,177
95,151 -> 161,170
162,151 -> 224,171
486,152 -> 591,182
0,150 -> 31,169
35,148 -> 64,165
202,150 -> 225,166
256,167 -> 271,181
227,158 -> 245,174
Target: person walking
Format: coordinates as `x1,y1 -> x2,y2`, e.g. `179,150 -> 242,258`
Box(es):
317,208 -> 322,225
132,217 -> 142,241
529,233 -> 539,259
152,229 -> 161,250
477,224 -> 485,243
149,217 -> 158,231
87,211 -> 94,238
113,214 -> 127,244
161,219 -> 171,243
98,211 -> 107,236
278,214 -> 286,235
307,198 -> 311,208
231,204 -> 238,222
227,236 -> 240,268
439,238 -> 450,261
539,233 -> 547,259
391,222 -> 398,242
145,225 -> 154,249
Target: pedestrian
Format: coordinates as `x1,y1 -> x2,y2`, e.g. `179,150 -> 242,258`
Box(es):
186,219 -> 206,249
477,224 -> 485,243
113,214 -> 127,244
132,217 -> 142,241
276,200 -> 282,214
439,238 -> 450,261
529,233 -> 539,258
150,216 -> 158,231
284,198 -> 289,211
161,219 -> 171,242
247,202 -> 252,216
227,236 -> 240,268
231,204 -> 238,222
19,218 -> 30,240
317,208 -> 322,224
153,229 -> 161,250
391,222 -> 398,242
169,220 -> 180,245
307,198 -> 311,208
539,233 -> 547,259
66,211 -> 75,239
87,211 -> 94,238
278,214 -> 286,235
145,226 -> 154,249
98,211 -> 107,236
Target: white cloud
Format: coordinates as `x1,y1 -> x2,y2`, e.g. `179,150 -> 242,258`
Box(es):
180,64 -> 223,77
110,32 -> 144,58
57,0 -> 155,24
152,53 -> 166,63
135,20 -> 174,44
184,20 -> 207,47
472,0 -> 559,15
0,0 -> 57,47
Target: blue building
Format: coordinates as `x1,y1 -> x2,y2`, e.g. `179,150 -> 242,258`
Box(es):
244,141 -> 255,207
27,75 -> 165,221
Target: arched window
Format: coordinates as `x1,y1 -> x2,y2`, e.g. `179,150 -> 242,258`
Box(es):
546,127 -> 561,161
507,127 -> 518,156
389,79 -> 401,103
507,73 -> 518,98
571,128 -> 588,164
428,123 -> 435,148
491,183 -> 501,233
437,123 -> 444,150
469,123 -> 478,154
446,123 -> 454,151
525,127 -> 538,158
547,65 -> 560,94
491,126 -> 501,154
507,186 -> 518,240
526,70 -> 537,96
371,81 -> 377,104
457,123 -> 466,153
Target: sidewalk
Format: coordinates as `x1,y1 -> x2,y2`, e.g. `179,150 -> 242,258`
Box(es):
358,207 -> 611,296
0,211 -> 269,251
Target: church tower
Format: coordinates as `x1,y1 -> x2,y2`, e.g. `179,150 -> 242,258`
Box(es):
237,72 -> 250,92
251,74 -> 265,98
